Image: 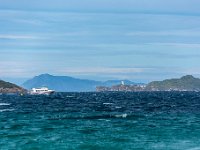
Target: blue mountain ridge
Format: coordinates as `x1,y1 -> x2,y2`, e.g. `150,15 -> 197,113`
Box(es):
22,74 -> 141,92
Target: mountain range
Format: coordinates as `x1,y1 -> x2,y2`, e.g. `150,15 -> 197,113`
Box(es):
22,74 -> 138,92
1,74 -> 200,93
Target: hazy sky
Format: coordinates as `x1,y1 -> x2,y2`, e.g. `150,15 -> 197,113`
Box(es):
1,0 -> 200,83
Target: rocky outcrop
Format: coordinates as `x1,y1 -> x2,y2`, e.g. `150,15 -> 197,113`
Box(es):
0,80 -> 26,94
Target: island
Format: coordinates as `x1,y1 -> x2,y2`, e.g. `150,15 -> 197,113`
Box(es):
0,80 -> 26,94
146,75 -> 200,91
96,75 -> 200,92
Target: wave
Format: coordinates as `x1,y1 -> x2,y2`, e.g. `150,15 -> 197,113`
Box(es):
115,113 -> 128,118
49,113 -> 129,120
0,109 -> 15,112
188,147 -> 200,150
66,96 -> 75,98
0,103 -> 10,106
115,106 -> 122,109
103,103 -> 113,105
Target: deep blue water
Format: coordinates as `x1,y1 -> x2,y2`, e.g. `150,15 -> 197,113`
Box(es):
1,92 -> 200,150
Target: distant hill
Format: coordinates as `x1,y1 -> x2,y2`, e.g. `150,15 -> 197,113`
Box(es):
22,74 -> 137,92
0,80 -> 26,93
96,75 -> 200,92
20,74 -> 200,92
146,75 -> 200,91
22,74 -> 100,92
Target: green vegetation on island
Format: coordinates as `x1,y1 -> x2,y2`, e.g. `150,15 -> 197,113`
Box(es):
146,75 -> 200,91
0,80 -> 26,93
96,75 -> 200,92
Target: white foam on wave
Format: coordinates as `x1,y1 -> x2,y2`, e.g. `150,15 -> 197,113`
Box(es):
115,113 -> 128,118
66,96 -> 74,98
103,103 -> 113,105
0,109 -> 15,112
0,103 -> 10,106
188,147 -> 200,150
115,106 -> 122,109
98,119 -> 111,122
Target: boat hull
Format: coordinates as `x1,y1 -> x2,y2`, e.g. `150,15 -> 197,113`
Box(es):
29,87 -> 55,95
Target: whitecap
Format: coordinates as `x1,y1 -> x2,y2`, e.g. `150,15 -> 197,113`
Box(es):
0,109 -> 15,112
66,96 -> 74,98
0,103 -> 10,106
103,103 -> 113,105
115,106 -> 122,109
188,147 -> 200,150
115,114 -> 128,118
98,119 -> 111,122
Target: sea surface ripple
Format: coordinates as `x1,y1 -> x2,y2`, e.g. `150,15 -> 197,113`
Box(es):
1,92 -> 200,150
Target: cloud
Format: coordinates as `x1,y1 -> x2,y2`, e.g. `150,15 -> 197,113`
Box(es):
126,30 -> 200,37
0,61 -> 46,77
180,68 -> 200,75
1,0 -> 200,15
0,34 -> 40,40
0,1 -> 200,82
60,67 -> 153,74
57,66 -> 200,82
150,42 -> 200,48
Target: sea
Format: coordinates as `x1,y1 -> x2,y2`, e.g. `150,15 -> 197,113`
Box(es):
1,92 -> 200,150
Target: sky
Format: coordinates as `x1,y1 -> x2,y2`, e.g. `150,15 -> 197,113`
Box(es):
0,0 -> 200,84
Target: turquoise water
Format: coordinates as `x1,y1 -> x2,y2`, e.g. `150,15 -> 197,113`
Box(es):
1,92 -> 200,149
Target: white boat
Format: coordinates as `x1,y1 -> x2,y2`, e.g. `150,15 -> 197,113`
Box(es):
30,87 -> 55,95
